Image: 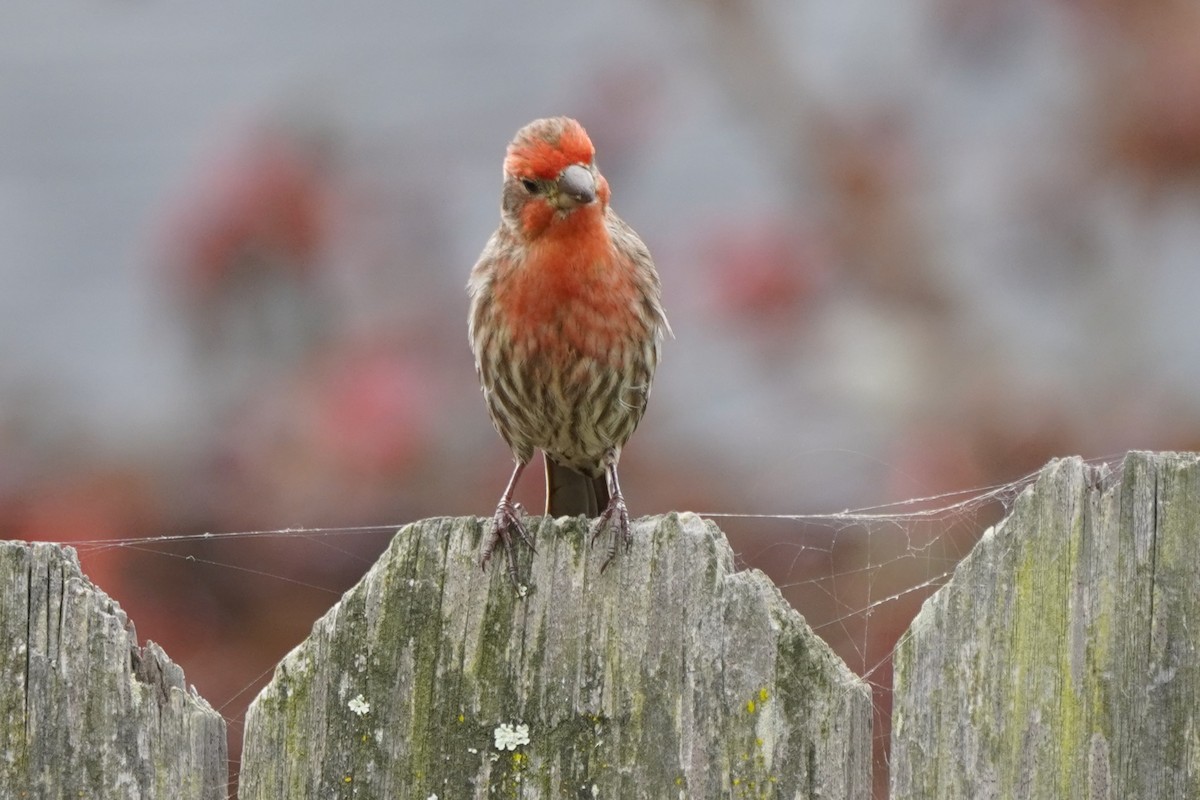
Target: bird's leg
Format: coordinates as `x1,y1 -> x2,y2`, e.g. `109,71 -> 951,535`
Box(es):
480,460 -> 536,584
590,462 -> 631,573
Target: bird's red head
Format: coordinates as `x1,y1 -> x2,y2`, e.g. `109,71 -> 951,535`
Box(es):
504,117 -> 595,180
501,117 -> 610,239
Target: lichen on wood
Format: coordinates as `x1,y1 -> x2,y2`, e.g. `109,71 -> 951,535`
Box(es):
239,512 -> 872,799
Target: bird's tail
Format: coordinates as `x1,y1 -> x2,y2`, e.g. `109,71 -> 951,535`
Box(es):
544,454 -> 608,518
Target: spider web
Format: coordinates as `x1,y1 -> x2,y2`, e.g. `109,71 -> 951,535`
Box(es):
53,453 -> 1123,798
703,468 -> 1042,797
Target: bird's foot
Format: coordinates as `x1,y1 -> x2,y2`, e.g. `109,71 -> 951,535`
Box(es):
480,500 -> 535,585
589,493 -> 631,573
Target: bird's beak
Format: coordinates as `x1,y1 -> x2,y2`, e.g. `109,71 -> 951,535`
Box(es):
555,164 -> 596,207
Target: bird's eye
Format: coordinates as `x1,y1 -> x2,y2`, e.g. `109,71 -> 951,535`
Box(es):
521,179 -> 539,194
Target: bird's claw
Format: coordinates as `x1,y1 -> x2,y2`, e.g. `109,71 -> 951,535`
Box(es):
590,494 -> 631,573
480,500 -> 535,585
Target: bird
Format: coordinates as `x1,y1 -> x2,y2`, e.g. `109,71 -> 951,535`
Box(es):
467,116 -> 670,582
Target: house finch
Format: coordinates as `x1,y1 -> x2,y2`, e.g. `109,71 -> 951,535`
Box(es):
468,117 -> 670,581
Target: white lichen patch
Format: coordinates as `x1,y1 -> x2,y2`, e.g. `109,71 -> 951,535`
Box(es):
348,694 -> 370,716
493,722 -> 530,751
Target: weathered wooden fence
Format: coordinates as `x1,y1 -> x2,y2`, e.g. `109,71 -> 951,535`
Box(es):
890,451 -> 1200,799
2,451 -> 1197,798
237,513 -> 872,798
0,540 -> 227,799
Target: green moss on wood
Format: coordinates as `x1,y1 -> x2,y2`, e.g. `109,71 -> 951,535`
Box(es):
892,452 -> 1200,800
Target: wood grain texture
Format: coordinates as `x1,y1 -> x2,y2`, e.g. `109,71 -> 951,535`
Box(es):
240,512 -> 872,799
891,451 -> 1200,799
0,540 -> 227,800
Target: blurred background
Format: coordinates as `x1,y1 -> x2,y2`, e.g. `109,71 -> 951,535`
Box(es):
4,0 -> 1200,795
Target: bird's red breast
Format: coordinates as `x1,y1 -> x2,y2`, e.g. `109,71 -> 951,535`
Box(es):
493,217 -> 641,371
